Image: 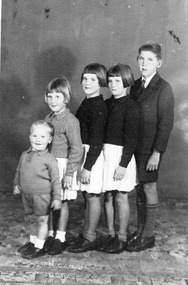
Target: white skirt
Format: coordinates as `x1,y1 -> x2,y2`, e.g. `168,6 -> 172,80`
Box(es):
78,144 -> 104,194
102,144 -> 137,192
56,158 -> 79,201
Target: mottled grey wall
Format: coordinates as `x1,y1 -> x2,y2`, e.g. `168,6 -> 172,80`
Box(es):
1,0 -> 188,197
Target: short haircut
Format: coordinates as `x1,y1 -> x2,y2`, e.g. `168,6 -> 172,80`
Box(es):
30,120 -> 54,137
45,77 -> 72,104
138,41 -> 162,60
80,63 -> 107,87
107,63 -> 134,87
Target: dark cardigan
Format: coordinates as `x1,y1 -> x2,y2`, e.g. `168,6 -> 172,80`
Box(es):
104,95 -> 140,168
76,95 -> 108,171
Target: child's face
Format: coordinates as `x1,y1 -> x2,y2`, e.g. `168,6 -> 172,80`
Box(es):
46,91 -> 66,114
137,51 -> 162,79
30,125 -> 52,152
108,76 -> 126,98
82,73 -> 100,98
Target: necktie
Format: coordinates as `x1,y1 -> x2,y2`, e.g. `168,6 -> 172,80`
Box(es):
141,79 -> 146,92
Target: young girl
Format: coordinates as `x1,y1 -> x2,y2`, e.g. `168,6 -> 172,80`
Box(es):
68,63 -> 108,253
96,63 -> 140,254
44,77 -> 83,255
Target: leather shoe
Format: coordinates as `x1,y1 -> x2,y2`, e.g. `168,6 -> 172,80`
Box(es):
105,237 -> 128,254
67,233 -> 84,247
126,235 -> 155,252
22,247 -> 45,259
96,235 -> 115,252
48,238 -> 68,255
127,231 -> 141,245
67,238 -> 96,253
17,242 -> 34,254
43,236 -> 54,253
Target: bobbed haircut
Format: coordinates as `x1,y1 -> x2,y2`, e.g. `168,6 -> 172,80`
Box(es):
138,41 -> 162,60
80,63 -> 107,87
107,63 -> 134,88
45,77 -> 72,104
30,120 -> 54,137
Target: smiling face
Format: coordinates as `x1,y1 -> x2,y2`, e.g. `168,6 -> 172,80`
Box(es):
82,73 -> 100,98
30,125 -> 52,152
108,76 -> 126,98
137,50 -> 162,79
46,91 -> 66,114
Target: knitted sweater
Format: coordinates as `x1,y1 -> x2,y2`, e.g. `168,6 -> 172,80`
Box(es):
105,95 -> 140,167
76,95 -> 108,171
45,108 -> 83,177
13,148 -> 61,200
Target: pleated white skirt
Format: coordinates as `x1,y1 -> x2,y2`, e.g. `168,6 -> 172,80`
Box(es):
56,158 -> 79,201
102,144 -> 137,192
78,144 -> 104,194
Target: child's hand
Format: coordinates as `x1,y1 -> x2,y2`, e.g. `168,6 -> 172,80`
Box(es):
63,175 -> 73,190
13,185 -> 21,195
51,199 -> 62,211
79,168 -> 91,184
146,151 -> 160,171
113,166 -> 126,181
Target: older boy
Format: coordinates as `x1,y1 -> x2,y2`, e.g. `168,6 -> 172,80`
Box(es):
127,41 -> 174,252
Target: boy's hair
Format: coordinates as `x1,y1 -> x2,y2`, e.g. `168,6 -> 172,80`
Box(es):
30,120 -> 54,137
107,63 -> 134,88
45,77 -> 72,104
80,63 -> 107,87
138,41 -> 162,60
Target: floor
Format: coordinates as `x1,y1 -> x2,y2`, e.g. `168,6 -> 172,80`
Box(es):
0,187 -> 187,285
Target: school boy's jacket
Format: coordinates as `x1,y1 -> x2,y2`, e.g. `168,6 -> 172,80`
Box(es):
130,72 -> 174,155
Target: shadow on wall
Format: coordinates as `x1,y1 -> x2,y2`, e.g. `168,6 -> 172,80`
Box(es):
0,46 -> 78,191
0,77 -> 31,189
33,45 -> 78,119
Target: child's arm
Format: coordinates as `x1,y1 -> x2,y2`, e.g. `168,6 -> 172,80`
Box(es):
146,149 -> 160,171
48,159 -> 61,206
64,116 -> 83,178
83,104 -> 107,172
13,185 -> 21,195
63,175 -> 73,190
113,166 -> 126,181
13,153 -> 24,194
51,199 -> 62,210
153,82 -> 174,153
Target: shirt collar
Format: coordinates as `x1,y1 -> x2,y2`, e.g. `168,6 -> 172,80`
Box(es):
27,147 -> 49,156
142,71 -> 156,88
49,108 -> 70,121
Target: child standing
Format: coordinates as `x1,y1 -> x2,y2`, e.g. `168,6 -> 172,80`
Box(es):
13,120 -> 62,259
127,41 -> 174,252
68,63 -> 108,253
96,63 -> 140,254
44,77 -> 83,255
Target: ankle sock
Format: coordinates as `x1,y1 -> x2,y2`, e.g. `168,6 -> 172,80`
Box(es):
48,230 -> 54,237
84,231 -> 96,242
30,235 -> 37,244
35,238 -> 45,249
118,233 -> 127,242
55,230 -> 66,243
108,229 -> 115,237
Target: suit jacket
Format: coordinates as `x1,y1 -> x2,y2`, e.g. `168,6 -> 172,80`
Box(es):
130,72 -> 174,154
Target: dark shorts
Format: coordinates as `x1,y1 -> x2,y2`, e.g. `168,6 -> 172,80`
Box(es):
135,153 -> 162,183
22,194 -> 51,216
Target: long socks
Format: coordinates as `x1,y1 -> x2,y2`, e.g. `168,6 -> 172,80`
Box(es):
142,204 -> 159,237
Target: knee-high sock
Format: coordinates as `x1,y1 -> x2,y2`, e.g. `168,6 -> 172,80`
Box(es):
136,185 -> 146,234
142,204 -> 159,237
